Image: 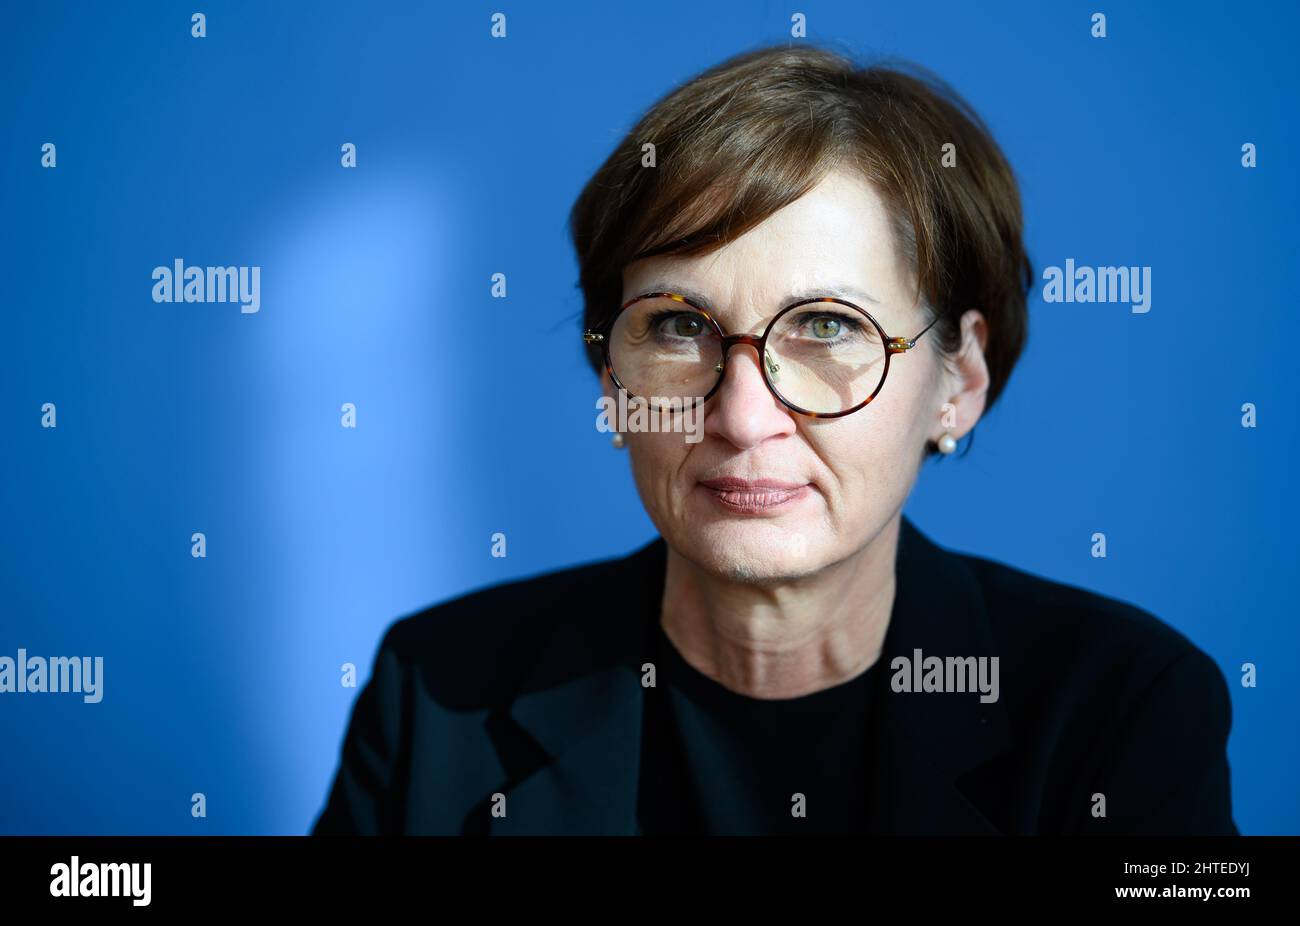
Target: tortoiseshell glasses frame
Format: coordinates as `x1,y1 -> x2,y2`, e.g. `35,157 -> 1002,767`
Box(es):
582,291 -> 941,419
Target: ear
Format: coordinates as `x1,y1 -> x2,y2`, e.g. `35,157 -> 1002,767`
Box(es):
932,309 -> 990,441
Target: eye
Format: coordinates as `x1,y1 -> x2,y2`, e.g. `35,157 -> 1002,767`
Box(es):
791,312 -> 860,340
810,316 -> 841,339
671,314 -> 705,337
644,309 -> 707,338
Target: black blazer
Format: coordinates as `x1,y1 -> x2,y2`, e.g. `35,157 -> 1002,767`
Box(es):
312,515 -> 1237,835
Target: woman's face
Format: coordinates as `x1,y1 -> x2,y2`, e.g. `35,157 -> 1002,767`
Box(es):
609,168 -> 984,583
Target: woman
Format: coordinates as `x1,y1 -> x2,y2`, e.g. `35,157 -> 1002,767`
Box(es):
313,44 -> 1236,836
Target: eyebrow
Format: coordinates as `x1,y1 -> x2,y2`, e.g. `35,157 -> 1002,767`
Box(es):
635,281 -> 880,309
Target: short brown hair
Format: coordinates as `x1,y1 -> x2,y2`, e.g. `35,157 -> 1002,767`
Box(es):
569,43 -> 1032,450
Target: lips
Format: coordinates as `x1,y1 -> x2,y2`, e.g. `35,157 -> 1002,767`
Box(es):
698,477 -> 811,513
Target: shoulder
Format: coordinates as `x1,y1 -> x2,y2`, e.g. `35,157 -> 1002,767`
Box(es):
313,543 -> 660,835
899,519 -> 1230,733
957,546 -> 1202,666
369,540 -> 658,701
956,544 -> 1229,698
950,542 -> 1232,757
953,545 -> 1236,833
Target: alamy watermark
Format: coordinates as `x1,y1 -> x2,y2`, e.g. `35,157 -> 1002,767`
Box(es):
1042,259 -> 1151,313
890,648 -> 999,703
151,258 -> 261,314
0,649 -> 103,703
50,856 -> 150,906
596,389 -> 704,444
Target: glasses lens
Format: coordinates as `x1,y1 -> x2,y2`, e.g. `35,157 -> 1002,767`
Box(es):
608,297 -> 721,408
764,303 -> 887,414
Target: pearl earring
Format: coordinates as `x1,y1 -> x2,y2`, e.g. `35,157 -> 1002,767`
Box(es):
937,431 -> 957,454
611,432 -> 626,449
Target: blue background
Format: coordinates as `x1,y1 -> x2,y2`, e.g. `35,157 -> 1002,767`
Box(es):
1,1 -> 1296,834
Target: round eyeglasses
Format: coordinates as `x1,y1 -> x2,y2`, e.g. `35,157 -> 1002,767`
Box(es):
583,291 -> 940,418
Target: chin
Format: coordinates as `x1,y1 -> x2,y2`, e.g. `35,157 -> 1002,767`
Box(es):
673,520 -> 830,585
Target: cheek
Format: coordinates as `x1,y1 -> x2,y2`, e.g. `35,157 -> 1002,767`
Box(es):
809,378 -> 931,493
627,432 -> 693,498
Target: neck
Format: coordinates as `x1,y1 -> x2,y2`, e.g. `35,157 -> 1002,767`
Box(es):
658,514 -> 900,699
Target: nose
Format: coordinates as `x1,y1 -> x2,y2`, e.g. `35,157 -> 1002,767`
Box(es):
703,340 -> 797,450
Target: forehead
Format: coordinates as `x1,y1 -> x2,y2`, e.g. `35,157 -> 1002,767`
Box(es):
621,169 -> 907,315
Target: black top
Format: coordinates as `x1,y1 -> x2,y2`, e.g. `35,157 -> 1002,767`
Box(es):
638,618 -> 879,835
312,514 -> 1237,835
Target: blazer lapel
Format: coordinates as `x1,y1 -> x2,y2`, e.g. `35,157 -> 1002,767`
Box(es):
489,541 -> 664,835
864,516 -> 1013,834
